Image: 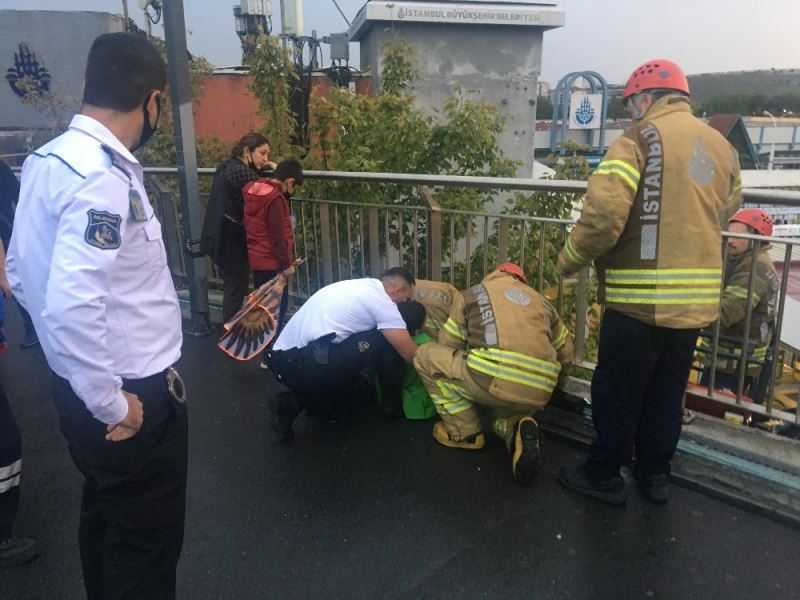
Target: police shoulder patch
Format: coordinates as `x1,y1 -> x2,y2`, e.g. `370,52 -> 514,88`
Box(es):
85,209 -> 122,250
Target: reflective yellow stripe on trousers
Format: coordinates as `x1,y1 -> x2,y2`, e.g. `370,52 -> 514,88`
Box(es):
605,267 -> 721,305
466,349 -> 559,393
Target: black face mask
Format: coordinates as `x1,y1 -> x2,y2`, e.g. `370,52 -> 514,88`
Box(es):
132,92 -> 161,152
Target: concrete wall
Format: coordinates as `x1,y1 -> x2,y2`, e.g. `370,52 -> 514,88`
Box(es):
0,11 -> 125,131
359,22 -> 547,178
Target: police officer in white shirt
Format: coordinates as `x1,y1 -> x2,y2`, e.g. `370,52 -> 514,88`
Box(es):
6,33 -> 187,600
266,267 -> 418,439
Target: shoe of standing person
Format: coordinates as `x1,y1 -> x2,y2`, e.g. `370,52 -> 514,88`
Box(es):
558,463 -> 626,505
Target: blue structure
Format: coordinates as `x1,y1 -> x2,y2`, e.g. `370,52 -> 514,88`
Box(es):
549,71 -> 609,158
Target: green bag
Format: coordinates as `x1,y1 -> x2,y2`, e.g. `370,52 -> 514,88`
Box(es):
402,333 -> 437,420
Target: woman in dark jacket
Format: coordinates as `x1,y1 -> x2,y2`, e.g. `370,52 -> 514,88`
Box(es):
201,133 -> 275,322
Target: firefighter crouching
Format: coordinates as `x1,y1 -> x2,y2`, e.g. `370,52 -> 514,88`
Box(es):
698,208 -> 779,394
413,263 -> 574,485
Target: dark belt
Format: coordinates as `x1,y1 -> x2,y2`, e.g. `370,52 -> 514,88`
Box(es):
122,365 -> 187,404
267,333 -> 335,384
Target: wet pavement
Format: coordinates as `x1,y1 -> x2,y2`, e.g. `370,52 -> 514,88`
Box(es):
2,308 -> 800,600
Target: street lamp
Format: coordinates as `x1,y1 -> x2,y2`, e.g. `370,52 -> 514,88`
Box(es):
763,110 -> 777,171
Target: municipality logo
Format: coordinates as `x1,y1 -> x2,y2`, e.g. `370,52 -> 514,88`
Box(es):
574,96 -> 596,126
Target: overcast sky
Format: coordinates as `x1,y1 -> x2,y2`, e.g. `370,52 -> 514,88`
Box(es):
2,0 -> 797,85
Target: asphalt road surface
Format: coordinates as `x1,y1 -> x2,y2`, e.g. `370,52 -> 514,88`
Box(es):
2,311 -> 799,600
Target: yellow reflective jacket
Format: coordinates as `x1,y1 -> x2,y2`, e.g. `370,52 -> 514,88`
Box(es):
413,279 -> 458,339
558,96 -> 742,328
439,271 -> 574,408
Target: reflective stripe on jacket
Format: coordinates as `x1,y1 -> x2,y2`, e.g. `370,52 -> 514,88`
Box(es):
557,96 -> 743,328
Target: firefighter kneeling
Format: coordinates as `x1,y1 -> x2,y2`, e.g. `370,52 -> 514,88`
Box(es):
413,263 -> 574,485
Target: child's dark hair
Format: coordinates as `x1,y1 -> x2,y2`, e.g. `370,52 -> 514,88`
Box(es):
397,300 -> 426,335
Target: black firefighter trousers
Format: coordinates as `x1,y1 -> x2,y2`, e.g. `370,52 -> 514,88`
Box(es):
52,371 -> 188,600
585,309 -> 699,480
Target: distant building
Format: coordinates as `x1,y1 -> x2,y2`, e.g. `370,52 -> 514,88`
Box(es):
0,10 -> 126,164
687,69 -> 800,104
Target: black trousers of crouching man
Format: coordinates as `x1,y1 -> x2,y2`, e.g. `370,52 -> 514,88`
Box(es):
585,309 -> 699,480
267,329 -> 406,415
51,371 -> 188,600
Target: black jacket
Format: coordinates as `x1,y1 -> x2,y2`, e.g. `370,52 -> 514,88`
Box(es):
200,158 -> 260,270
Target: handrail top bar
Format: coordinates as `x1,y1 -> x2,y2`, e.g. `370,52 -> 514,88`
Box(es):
142,167 -> 800,205
290,197 -> 573,224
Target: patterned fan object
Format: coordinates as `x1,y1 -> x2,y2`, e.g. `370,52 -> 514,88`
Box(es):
217,259 -> 303,360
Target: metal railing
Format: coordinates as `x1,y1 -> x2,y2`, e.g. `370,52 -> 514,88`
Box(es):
144,168 -> 800,427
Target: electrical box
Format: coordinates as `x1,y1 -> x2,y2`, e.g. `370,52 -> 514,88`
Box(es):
239,0 -> 271,16
328,32 -> 349,61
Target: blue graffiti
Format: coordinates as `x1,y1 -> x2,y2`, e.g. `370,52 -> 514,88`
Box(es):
6,44 -> 51,98
574,96 -> 595,126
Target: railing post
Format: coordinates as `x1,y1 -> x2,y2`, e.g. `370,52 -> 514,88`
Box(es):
319,202 -> 334,285
573,267 -> 590,363
368,206 -> 380,277
419,185 -> 442,281
146,176 -> 185,285
498,217 -> 509,263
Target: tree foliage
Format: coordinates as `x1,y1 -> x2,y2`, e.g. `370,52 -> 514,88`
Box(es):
245,32 -> 300,159
301,39 -> 517,210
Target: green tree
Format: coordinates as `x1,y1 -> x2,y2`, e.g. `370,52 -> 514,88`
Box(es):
245,32 -> 300,159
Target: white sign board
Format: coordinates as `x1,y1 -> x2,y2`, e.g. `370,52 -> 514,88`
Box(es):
350,1 -> 566,39
569,93 -> 603,130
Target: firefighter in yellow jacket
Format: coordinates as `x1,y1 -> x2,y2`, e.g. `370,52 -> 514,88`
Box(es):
698,208 -> 779,393
413,279 -> 459,339
413,263 -> 574,485
556,59 -> 742,505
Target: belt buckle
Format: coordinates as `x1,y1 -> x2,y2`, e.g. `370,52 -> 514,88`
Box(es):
166,366 -> 187,404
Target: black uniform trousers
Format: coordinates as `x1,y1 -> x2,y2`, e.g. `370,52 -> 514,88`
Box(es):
585,309 -> 699,480
268,329 -> 405,415
0,379 -> 22,542
52,371 -> 188,600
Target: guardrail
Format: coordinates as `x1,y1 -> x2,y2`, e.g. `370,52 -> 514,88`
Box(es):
143,169 -> 799,429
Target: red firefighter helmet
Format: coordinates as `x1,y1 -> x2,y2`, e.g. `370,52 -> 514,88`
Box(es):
729,208 -> 774,237
622,59 -> 689,103
496,262 -> 527,284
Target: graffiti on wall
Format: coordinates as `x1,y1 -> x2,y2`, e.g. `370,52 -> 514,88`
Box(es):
6,43 -> 51,98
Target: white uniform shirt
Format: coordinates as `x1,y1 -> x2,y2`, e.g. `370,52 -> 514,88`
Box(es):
6,115 -> 182,425
273,278 -> 406,351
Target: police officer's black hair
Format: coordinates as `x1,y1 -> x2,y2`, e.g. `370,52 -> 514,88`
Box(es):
274,159 -> 304,185
231,132 -> 270,160
82,33 -> 167,112
397,300 -> 426,335
380,267 -> 415,287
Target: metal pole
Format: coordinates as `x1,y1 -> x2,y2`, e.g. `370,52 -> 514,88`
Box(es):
763,110 -> 777,171
121,0 -> 130,30
163,0 -> 210,336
